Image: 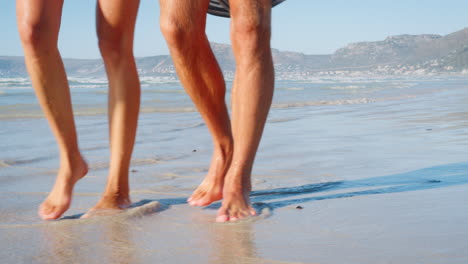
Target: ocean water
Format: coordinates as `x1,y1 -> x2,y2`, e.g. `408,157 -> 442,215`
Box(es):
1,75 -> 468,209
1,76 -> 468,263
1,75 -> 468,193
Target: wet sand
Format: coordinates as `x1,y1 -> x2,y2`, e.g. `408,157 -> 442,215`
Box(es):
1,77 -> 468,263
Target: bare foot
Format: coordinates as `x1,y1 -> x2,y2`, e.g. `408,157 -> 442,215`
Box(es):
188,146 -> 232,206
38,156 -> 88,220
216,179 -> 256,222
81,193 -> 131,218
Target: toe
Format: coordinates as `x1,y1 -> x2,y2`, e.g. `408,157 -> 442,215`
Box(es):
239,211 -> 249,219
190,199 -> 205,206
188,191 -> 203,205
196,196 -> 214,207
42,211 -> 61,220
40,206 -> 61,220
187,195 -> 195,203
188,198 -> 199,206
229,211 -> 245,222
216,207 -> 229,222
250,208 -> 257,216
38,203 -> 53,219
188,191 -> 201,202
216,214 -> 229,222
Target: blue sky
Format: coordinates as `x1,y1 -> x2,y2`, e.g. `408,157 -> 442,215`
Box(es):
1,0 -> 467,58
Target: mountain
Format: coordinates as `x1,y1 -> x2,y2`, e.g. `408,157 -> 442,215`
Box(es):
1,28 -> 467,79
323,28 -> 468,73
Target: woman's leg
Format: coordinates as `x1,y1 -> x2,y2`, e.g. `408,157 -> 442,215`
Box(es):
84,0 -> 141,215
16,0 -> 88,220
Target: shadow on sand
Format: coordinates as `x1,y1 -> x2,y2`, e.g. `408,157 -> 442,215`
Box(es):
63,162 -> 468,219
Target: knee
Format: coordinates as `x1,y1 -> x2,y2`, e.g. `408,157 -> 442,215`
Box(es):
160,15 -> 201,49
18,21 -> 56,53
231,10 -> 271,54
97,29 -> 130,62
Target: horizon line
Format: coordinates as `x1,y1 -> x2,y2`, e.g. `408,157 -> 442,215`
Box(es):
2,27 -> 467,60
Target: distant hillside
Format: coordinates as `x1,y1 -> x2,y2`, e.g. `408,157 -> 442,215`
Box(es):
324,28 -> 468,74
1,28 -> 467,79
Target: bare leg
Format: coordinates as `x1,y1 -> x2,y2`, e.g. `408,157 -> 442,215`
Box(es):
216,0 -> 274,222
16,0 -> 88,220
82,0 -> 141,217
159,0 -> 233,206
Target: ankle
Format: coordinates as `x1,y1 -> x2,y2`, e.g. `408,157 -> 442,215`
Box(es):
95,191 -> 131,210
100,190 -> 131,205
215,134 -> 233,152
204,143 -> 233,184
59,151 -> 85,168
102,191 -> 130,199
213,140 -> 233,163
224,175 -> 252,193
103,183 -> 129,198
223,183 -> 251,198
56,154 -> 87,183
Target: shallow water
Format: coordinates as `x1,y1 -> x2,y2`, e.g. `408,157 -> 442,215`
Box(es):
1,76 -> 468,263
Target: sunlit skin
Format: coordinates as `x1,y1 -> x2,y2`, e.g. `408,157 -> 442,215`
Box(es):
17,0 -> 272,222
16,0 -> 140,220
159,0 -> 274,222
83,0 -> 141,218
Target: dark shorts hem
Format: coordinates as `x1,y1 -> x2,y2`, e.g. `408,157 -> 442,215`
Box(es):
208,0 -> 285,18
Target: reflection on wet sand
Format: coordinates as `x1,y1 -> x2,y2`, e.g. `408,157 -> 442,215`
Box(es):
38,222 -> 91,263
102,220 -> 141,264
208,219 -> 298,264
210,222 -> 258,264
37,218 -> 141,264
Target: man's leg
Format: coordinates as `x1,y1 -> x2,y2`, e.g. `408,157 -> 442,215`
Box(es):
82,0 -> 141,216
16,0 -> 88,220
216,0 -> 274,222
159,0 -> 234,206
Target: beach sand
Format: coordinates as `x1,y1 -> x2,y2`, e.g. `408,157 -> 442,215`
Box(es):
1,77 -> 468,263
